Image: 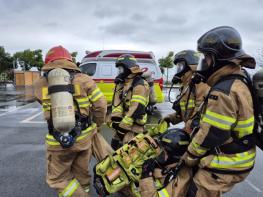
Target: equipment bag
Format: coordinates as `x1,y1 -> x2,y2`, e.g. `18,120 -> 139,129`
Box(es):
93,134 -> 161,196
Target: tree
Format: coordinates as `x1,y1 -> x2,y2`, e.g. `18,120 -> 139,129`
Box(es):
13,49 -> 44,70
0,46 -> 13,74
158,51 -> 174,83
0,46 -> 14,80
71,52 -> 78,63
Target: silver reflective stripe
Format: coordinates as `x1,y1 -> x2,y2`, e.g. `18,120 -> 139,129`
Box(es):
158,189 -> 169,197
77,101 -> 90,105
211,156 -> 255,166
63,181 -> 79,197
204,113 -> 234,126
235,122 -> 254,128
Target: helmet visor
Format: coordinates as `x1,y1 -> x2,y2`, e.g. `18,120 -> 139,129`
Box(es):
175,62 -> 186,75
197,54 -> 210,71
117,66 -> 125,74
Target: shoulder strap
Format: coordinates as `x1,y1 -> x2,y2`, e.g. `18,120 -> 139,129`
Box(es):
131,75 -> 145,87
123,75 -> 145,100
209,72 -> 263,149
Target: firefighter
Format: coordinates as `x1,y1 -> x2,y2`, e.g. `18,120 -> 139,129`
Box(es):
158,50 -> 209,135
182,26 -> 256,197
109,54 -> 150,150
139,129 -> 192,197
34,46 -> 112,197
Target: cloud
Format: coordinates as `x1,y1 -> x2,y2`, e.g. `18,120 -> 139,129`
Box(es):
0,0 -> 262,61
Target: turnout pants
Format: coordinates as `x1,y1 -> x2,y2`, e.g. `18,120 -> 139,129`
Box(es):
46,130 -> 113,197
187,169 -> 249,197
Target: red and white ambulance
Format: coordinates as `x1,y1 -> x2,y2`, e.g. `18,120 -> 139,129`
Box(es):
79,50 -> 164,103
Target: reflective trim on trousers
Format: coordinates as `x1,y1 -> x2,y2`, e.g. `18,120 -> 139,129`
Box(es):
59,178 -> 80,197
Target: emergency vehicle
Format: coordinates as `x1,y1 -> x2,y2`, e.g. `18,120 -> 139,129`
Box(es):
79,50 -> 164,103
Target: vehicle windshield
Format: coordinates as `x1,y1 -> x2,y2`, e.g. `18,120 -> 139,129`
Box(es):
80,63 -> 96,76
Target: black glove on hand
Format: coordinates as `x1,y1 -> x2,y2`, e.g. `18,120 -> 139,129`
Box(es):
111,116 -> 122,122
111,122 -> 120,130
111,138 -> 123,151
141,159 -> 157,179
112,122 -> 129,140
163,117 -> 171,125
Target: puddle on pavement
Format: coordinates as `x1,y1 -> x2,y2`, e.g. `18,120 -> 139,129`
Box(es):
0,85 -> 35,110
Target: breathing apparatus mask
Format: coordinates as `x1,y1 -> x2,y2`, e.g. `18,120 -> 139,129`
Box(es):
168,61 -> 191,104
192,53 -> 213,84
172,61 -> 191,84
192,53 -> 230,84
114,64 -> 131,84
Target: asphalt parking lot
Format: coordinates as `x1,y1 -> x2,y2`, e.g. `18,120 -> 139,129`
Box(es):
0,86 -> 262,197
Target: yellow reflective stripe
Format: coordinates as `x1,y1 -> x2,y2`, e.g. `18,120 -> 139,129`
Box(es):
89,88 -> 103,102
122,116 -> 134,126
180,105 -> 195,111
45,123 -> 96,146
209,150 -> 256,169
76,123 -> 96,141
233,116 -> 254,138
155,180 -> 170,197
136,114 -> 147,125
112,106 -> 123,113
178,141 -> 189,145
180,100 -> 195,111
180,100 -> 195,105
59,178 -> 80,197
77,102 -> 90,107
42,102 -> 51,112
76,97 -> 90,107
190,141 -> 208,156
158,189 -> 170,197
76,97 -> 89,103
235,117 -> 254,126
202,110 -> 236,130
45,134 -> 60,145
41,87 -> 50,100
73,84 -> 81,96
131,95 -> 147,106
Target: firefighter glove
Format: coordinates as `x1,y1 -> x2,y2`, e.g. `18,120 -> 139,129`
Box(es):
157,119 -> 169,134
141,158 -> 157,179
112,122 -> 129,140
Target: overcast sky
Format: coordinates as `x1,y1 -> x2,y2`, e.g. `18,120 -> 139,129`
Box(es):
0,0 -> 262,62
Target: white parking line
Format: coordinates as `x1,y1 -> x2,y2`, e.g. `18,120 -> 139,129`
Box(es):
245,179 -> 262,192
20,111 -> 45,124
0,102 -> 35,117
